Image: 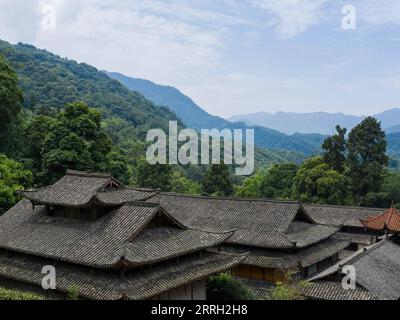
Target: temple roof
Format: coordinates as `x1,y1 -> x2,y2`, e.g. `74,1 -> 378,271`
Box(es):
360,206 -> 400,233
305,204 -> 382,228
217,237 -> 350,269
151,194 -> 339,250
306,237 -> 400,300
0,199 -> 233,269
19,170 -> 158,207
0,250 -> 244,300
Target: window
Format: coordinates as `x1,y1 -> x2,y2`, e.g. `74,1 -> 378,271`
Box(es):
307,264 -> 318,277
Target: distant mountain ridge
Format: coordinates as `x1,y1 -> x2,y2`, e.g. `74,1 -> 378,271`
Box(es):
108,72 -> 325,155
228,109 -> 400,135
107,72 -> 230,130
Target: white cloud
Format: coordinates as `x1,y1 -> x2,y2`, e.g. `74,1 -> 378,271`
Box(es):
249,0 -> 327,38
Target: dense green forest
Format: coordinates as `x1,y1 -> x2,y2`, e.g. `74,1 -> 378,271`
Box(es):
235,121 -> 400,208
0,38 -> 399,215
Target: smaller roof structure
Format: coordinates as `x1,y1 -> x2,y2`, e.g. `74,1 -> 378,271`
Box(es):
360,205 -> 400,233
304,204 -> 382,228
304,237 -> 400,300
19,170 -> 158,208
153,193 -> 339,250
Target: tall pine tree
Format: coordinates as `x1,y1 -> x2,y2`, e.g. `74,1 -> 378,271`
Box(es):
347,117 -> 388,201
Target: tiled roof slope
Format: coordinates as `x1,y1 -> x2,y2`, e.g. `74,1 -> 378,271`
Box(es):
218,237 -> 350,269
304,204 -> 382,228
19,170 -> 158,207
125,227 -> 234,266
302,281 -> 376,300
308,238 -> 400,300
154,194 -> 338,250
0,250 -> 245,300
0,200 -> 233,269
360,206 -> 400,233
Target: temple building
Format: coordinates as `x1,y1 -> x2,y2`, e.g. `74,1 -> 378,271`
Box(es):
304,204 -> 383,250
150,193 -> 350,296
302,236 -> 400,300
303,205 -> 400,300
0,170 -> 244,300
360,204 -> 400,238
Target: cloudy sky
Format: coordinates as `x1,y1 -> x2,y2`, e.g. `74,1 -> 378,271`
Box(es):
0,0 -> 399,118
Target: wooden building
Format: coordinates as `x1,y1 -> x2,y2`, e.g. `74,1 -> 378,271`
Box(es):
302,236 -> 400,300
151,194 -> 350,287
0,170 -> 244,300
303,205 -> 400,300
304,204 -> 386,250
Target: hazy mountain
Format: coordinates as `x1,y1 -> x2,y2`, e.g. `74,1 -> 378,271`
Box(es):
228,109 -> 400,135
109,72 -> 324,155
107,72 -> 229,130
386,125 -> 400,134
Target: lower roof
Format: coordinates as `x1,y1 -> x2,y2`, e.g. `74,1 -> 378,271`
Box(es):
302,281 -> 376,300
309,237 -> 400,300
218,237 -> 350,270
304,204 -> 382,228
0,250 -> 244,300
155,194 -> 338,250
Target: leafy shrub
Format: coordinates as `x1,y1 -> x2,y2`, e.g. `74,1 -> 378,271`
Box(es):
207,273 -> 255,300
0,287 -> 44,300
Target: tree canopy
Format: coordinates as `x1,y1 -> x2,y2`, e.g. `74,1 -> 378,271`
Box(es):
348,117 -> 388,201
0,154 -> 32,214
202,164 -> 234,196
0,53 -> 23,150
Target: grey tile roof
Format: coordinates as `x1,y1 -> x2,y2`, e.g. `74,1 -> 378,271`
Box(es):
19,170 -> 158,207
302,281 -> 376,300
304,204 -> 382,228
124,227 -> 234,266
220,238 -> 350,269
308,237 -> 400,300
285,222 -> 339,248
0,200 -> 160,268
0,250 -> 245,300
155,194 -> 337,250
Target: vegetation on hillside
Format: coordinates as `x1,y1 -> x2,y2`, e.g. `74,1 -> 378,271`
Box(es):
236,117 -> 397,208
0,287 -> 44,300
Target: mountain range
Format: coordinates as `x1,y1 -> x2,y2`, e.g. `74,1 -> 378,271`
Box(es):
228,109 -> 400,135
0,39 -> 307,171
1,39 -> 398,164
108,72 -> 325,155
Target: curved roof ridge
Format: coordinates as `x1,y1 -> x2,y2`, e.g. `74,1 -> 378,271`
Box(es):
66,170 -> 112,179
305,203 -> 383,211
360,206 -> 400,232
160,192 -> 302,204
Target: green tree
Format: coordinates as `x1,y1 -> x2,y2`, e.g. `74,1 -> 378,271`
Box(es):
170,171 -> 201,195
268,272 -> 309,300
0,54 -> 23,150
259,163 -> 298,199
136,158 -> 172,191
235,172 -> 264,198
0,154 -> 32,214
322,125 -> 347,173
292,157 -> 352,205
202,164 -> 233,196
348,117 -> 388,201
28,102 -> 130,185
207,273 -> 255,300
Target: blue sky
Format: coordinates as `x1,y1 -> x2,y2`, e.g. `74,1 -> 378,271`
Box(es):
0,0 -> 400,118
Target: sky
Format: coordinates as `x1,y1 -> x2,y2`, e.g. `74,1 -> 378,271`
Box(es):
0,0 -> 400,118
